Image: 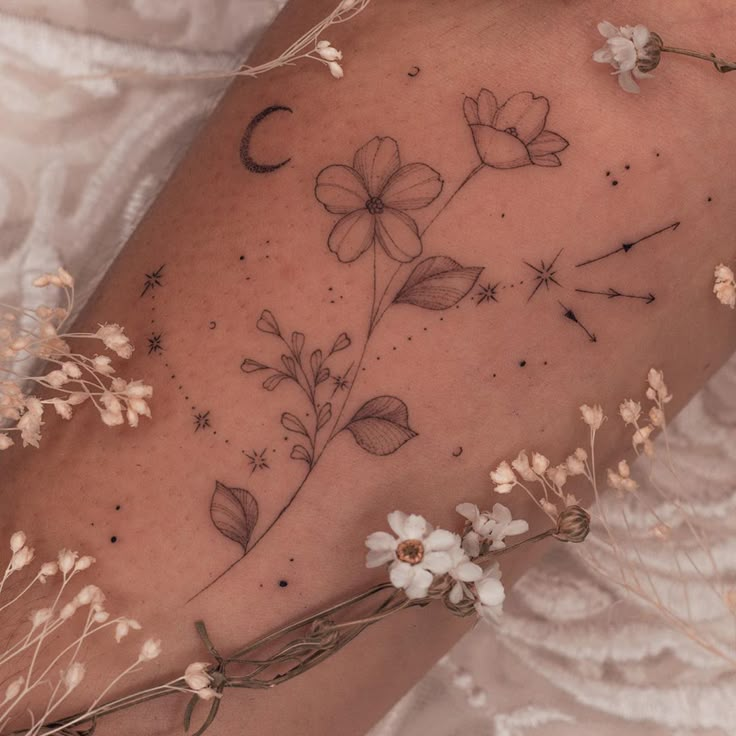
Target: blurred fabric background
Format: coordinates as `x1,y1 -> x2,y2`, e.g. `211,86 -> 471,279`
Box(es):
1,3 -> 734,733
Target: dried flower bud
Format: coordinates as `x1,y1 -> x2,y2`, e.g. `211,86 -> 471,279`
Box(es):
3,676 -> 24,704
531,452 -> 549,475
511,451 -> 537,481
619,399 -> 641,425
10,546 -> 34,571
63,662 -> 86,692
74,555 -> 95,571
327,61 -> 344,79
139,638 -> 162,661
490,461 -> 516,494
10,531 -> 26,553
197,687 -> 221,701
39,561 -> 58,582
554,505 -> 591,543
57,549 -> 78,574
115,617 -> 142,643
59,602 -> 78,620
30,608 -> 53,629
76,584 -> 104,606
185,662 -> 213,691
636,31 -> 663,73
580,404 -> 604,430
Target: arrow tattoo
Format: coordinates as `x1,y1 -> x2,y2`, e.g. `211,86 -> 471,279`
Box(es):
576,221 -> 680,268
575,287 -> 656,304
559,302 -> 597,342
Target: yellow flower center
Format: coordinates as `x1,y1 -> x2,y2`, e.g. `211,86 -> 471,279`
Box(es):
396,539 -> 424,564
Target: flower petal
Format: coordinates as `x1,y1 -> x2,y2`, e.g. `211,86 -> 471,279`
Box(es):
495,92 -> 549,144
389,560 -> 414,589
403,513 -> 429,540
617,70 -> 640,93
504,519 -> 530,536
597,21 -> 619,39
404,567 -> 433,599
353,137 -> 401,198
365,531 -> 397,551
424,529 -> 458,552
449,581 -> 464,604
375,208 -> 422,263
527,130 -> 569,157
381,163 -> 443,210
491,503 -> 512,525
477,89 -> 499,126
632,24 -> 650,49
531,153 -> 561,167
469,125 -> 531,169
476,577 -> 505,607
462,532 -> 481,558
463,96 -> 480,125
387,510 -> 408,538
315,165 -> 369,214
456,503 -> 479,522
455,561 -> 483,582
422,551 -> 453,574
328,210 -> 375,262
366,549 -> 395,568
593,46 -> 614,64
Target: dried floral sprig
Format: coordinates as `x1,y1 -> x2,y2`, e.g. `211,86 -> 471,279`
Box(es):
492,367 -> 736,670
714,263 -> 736,309
28,500 -> 586,736
0,534 -> 165,736
0,269 -> 152,451
593,21 -> 736,93
75,0 -> 370,84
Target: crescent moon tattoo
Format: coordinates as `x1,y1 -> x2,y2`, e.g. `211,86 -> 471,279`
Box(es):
239,105 -> 294,174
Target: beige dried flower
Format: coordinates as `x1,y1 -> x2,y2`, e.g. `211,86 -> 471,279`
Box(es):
714,263 -> 736,309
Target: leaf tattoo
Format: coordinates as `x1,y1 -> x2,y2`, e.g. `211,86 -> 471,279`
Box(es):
210,481 -> 259,554
344,396 -> 417,455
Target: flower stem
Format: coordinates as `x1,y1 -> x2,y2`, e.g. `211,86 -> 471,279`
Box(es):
661,45 -> 736,73
421,163 -> 484,236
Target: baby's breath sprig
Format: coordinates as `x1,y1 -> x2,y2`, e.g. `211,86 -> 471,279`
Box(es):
0,269 -> 152,451
593,21 -> 736,93
0,534 -> 166,736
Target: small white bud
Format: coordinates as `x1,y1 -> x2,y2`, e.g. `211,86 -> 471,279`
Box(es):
11,546 -> 34,571
184,662 -> 212,691
3,676 -> 24,704
63,662 -> 86,692
30,608 -> 53,629
327,60 -> 344,79
139,638 -> 162,661
57,549 -> 78,574
74,555 -> 95,572
10,531 -> 26,553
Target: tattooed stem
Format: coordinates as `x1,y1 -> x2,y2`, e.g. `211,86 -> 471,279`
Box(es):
421,163 -> 484,235
187,552 -> 247,603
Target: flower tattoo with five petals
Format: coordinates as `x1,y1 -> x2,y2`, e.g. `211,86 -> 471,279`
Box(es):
463,89 -> 569,169
314,136 -> 443,263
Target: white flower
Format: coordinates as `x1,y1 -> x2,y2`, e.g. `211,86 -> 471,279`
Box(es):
197,687 -> 221,701
96,323 -> 133,359
316,40 -> 342,62
57,549 -> 78,574
115,617 -> 142,643
92,355 -> 115,375
0,433 -> 13,450
714,263 -> 736,308
473,564 -> 505,621
456,503 -> 492,557
17,399 -> 44,448
76,584 -> 104,607
30,608 -> 53,629
490,461 -> 516,494
59,602 -> 79,620
607,459 -> 639,492
10,546 -> 34,571
619,399 -> 641,425
49,398 -> 73,420
327,61 -> 344,79
649,406 -> 665,427
184,662 -> 213,691
486,503 -> 529,550
139,638 -> 162,661
365,512 -> 459,599
647,368 -> 672,404
44,369 -> 68,388
75,555 -> 95,571
593,22 -> 657,93
39,561 -> 58,583
547,464 -> 568,488
447,545 -> 483,604
531,452 -> 549,475
63,662 -> 86,691
511,451 -> 537,482
565,449 -> 587,476
10,531 -> 26,553
580,404 -> 604,430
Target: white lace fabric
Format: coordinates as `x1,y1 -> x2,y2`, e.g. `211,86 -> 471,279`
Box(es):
1,3 -> 734,734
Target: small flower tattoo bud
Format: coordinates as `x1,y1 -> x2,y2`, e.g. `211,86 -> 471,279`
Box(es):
554,505 -> 591,544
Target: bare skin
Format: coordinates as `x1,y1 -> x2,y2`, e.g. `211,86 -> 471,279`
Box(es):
2,1 -> 736,734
